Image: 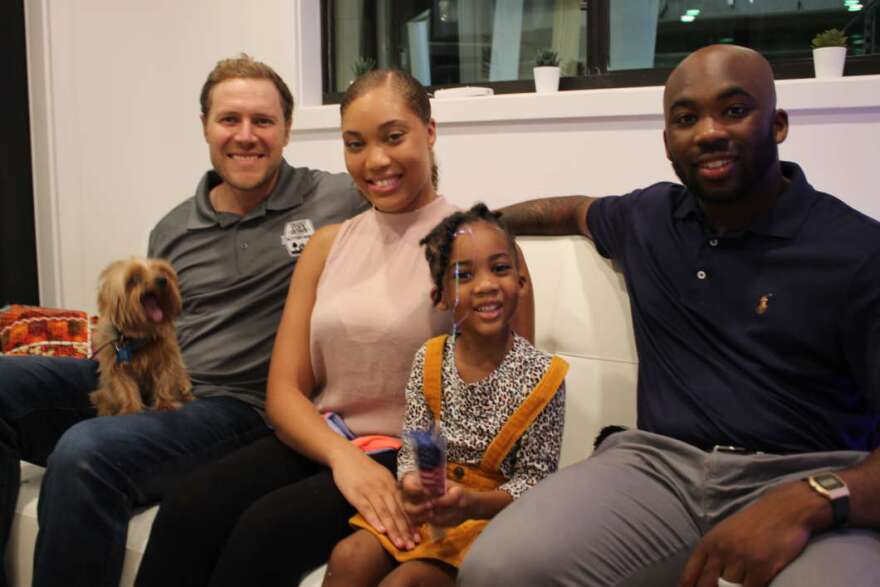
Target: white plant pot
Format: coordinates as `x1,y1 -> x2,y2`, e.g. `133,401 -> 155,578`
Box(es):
533,66 -> 560,94
812,47 -> 846,79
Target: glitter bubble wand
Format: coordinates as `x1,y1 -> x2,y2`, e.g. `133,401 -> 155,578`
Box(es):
406,424 -> 448,539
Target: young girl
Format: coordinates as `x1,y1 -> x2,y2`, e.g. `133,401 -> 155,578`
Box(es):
324,203 -> 567,587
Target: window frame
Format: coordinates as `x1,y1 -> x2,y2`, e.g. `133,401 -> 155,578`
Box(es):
320,0 -> 880,104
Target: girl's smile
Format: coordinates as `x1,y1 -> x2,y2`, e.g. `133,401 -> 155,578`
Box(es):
441,222 -> 524,343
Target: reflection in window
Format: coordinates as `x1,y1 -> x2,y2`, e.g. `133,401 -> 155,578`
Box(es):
648,0 -> 876,69
325,0 -> 879,96
329,0 -> 586,91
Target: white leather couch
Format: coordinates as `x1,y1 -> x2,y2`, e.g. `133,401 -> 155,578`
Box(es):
6,235 -> 639,586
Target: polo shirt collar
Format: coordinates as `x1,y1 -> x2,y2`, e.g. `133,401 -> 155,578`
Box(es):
186,159 -> 309,229
672,161 -> 817,239
672,190 -> 700,221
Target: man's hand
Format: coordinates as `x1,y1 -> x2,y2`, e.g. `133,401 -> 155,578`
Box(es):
678,481 -> 830,587
331,451 -> 419,550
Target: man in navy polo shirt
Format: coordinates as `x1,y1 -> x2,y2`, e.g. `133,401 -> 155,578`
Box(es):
460,45 -> 880,587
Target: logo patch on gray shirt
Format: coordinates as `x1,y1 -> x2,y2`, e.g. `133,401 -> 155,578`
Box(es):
281,219 -> 315,257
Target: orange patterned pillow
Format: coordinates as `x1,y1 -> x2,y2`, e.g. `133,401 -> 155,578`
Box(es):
0,305 -> 94,359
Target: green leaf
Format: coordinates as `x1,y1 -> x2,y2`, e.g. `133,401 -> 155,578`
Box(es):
811,28 -> 848,49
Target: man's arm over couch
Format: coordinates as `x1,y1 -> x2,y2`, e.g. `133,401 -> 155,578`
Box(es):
499,196 -> 596,238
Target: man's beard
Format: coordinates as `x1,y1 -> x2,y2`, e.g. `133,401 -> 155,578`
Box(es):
672,126 -> 778,206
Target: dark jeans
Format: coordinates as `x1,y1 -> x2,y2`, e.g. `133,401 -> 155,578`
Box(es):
0,355 -> 270,587
135,434 -> 399,587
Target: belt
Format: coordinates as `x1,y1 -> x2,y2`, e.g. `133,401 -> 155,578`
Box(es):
592,427 -> 772,455
707,444 -> 764,455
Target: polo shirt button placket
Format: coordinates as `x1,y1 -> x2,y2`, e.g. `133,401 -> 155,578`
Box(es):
697,270 -> 707,280
709,238 -> 719,247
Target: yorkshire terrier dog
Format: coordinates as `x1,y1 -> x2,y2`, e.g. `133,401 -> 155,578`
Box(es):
90,257 -> 193,416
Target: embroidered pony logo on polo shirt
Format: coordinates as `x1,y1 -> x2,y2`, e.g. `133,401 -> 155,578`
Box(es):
756,293 -> 773,315
280,219 -> 315,257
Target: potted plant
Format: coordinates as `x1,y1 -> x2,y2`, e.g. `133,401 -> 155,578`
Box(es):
811,28 -> 847,79
533,48 -> 561,94
350,56 -> 377,83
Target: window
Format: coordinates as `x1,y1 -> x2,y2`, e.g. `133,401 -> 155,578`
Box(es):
321,0 -> 880,101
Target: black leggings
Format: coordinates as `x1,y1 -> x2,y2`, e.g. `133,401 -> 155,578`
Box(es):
134,434 -> 398,587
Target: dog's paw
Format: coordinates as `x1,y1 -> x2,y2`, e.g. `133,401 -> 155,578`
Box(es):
154,400 -> 185,411
94,405 -> 116,417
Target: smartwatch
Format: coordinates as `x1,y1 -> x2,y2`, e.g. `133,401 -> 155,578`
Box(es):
806,472 -> 850,528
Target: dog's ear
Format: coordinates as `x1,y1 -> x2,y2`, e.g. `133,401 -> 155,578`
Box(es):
151,258 -> 179,282
149,258 -> 182,318
96,260 -> 124,317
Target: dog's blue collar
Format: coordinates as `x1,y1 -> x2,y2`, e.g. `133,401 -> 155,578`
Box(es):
88,326 -> 153,363
113,336 -> 150,364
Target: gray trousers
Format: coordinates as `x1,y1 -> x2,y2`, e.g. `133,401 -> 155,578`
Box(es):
458,429 -> 880,587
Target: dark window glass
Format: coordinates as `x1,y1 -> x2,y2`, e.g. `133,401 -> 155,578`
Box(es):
322,0 -> 880,101
325,0 -> 586,91
649,0 -> 876,69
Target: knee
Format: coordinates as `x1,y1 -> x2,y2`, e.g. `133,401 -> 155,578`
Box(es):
0,356 -> 28,383
39,420 -> 135,512
0,356 -> 37,416
45,420 -> 104,479
326,535 -> 365,579
325,531 -> 388,586
0,356 -> 97,412
207,500 -> 280,568
153,471 -> 224,530
769,529 -> 880,587
458,535 -> 506,587
460,512 -> 558,586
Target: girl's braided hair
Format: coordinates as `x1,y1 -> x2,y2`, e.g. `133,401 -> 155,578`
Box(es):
419,202 -> 517,306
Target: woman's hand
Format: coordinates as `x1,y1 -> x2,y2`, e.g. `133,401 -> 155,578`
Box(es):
331,450 -> 419,550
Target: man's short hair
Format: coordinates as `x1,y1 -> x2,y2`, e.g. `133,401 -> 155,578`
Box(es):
200,54 -> 294,124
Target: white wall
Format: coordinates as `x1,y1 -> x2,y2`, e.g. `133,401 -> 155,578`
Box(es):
25,0 -> 880,313
25,0 -> 299,311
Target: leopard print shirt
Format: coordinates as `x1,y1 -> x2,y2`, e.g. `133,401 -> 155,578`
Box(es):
397,333 -> 566,499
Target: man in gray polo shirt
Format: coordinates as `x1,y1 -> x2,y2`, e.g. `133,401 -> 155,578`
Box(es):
0,55 -> 367,587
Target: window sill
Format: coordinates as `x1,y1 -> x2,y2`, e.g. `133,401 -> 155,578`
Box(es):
294,74 -> 880,132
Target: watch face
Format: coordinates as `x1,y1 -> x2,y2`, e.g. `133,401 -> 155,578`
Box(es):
815,474 -> 845,490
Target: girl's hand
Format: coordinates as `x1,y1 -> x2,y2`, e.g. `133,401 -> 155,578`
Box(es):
399,472 -> 434,526
424,480 -> 474,528
331,451 -> 419,550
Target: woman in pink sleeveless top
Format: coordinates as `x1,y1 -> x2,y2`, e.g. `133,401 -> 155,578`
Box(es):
135,70 -> 533,587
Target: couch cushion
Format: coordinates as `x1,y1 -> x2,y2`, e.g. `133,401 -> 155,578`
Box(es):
518,236 -> 638,465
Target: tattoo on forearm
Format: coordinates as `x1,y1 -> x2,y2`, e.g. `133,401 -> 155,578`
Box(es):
498,196 -> 588,236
